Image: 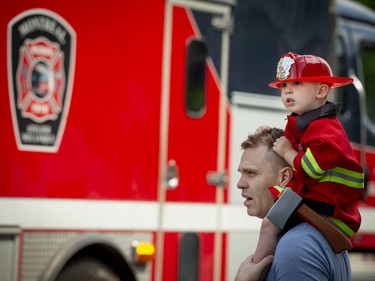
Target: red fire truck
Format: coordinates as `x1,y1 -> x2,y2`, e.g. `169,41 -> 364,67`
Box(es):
1,0 -> 375,280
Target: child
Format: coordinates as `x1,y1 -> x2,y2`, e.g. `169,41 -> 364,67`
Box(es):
253,52 -> 364,263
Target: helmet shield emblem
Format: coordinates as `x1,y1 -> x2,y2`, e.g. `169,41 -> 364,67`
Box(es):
276,56 -> 295,80
8,9 -> 76,152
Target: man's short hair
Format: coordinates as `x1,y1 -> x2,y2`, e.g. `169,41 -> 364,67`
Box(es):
241,127 -> 288,172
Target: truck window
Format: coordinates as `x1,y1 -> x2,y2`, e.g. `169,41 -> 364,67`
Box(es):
185,39 -> 207,118
361,46 -> 375,124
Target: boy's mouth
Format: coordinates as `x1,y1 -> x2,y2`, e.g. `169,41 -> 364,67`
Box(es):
286,97 -> 294,103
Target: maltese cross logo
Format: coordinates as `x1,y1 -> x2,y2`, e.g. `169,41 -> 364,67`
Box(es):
17,38 -> 65,122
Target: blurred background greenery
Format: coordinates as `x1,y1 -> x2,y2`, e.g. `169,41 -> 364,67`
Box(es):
355,0 -> 375,10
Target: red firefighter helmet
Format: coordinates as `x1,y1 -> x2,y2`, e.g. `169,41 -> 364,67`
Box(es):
268,52 -> 353,89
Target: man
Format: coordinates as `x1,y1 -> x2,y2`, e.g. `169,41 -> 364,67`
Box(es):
235,128 -> 352,281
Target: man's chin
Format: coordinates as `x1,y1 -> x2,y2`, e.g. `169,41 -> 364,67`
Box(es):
247,209 -> 265,219
246,209 -> 256,217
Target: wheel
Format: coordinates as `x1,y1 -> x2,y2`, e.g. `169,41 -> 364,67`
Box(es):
56,256 -> 121,281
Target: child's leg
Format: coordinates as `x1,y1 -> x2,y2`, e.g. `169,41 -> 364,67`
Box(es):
253,217 -> 281,264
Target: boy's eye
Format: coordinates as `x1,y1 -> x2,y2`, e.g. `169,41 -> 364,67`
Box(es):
281,83 -> 287,88
294,81 -> 302,85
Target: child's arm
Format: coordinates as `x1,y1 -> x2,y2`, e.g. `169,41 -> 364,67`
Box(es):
253,217 -> 281,264
272,136 -> 298,167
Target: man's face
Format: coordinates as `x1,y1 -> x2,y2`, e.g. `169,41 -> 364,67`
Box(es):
237,145 -> 279,218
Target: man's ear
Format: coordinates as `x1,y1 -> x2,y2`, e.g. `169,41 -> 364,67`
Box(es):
317,83 -> 330,99
279,166 -> 293,187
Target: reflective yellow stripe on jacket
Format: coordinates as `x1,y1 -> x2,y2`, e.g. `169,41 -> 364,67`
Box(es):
301,148 -> 364,188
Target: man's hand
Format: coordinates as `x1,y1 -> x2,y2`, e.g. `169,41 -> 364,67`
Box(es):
235,254 -> 273,281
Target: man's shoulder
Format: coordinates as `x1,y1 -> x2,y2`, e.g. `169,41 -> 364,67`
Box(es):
277,222 -> 328,254
281,222 -> 323,240
266,222 -> 351,281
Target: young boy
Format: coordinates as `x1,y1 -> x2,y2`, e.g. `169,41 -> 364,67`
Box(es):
253,52 -> 364,263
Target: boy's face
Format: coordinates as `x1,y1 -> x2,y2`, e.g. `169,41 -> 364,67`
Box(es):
279,81 -> 326,115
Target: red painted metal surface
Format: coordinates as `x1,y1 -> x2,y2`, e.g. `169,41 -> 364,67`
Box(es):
0,1 -> 165,200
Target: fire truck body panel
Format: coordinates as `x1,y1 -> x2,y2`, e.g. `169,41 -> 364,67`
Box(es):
2,2 -> 165,201
1,0 -> 232,280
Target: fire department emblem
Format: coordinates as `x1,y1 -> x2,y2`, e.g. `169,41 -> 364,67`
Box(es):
8,9 -> 76,152
276,56 -> 295,80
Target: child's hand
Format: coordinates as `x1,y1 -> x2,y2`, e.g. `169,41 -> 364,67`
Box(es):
272,136 -> 293,158
255,125 -> 272,135
235,254 -> 273,281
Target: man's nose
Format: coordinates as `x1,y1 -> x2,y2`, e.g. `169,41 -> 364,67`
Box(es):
236,177 -> 246,189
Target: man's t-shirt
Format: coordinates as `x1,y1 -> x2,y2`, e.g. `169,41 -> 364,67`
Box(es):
266,222 -> 351,281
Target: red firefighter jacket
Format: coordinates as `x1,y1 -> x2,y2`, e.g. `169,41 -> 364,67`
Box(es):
269,102 -> 364,237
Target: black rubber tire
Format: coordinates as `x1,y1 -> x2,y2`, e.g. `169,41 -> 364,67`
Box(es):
56,256 -> 121,281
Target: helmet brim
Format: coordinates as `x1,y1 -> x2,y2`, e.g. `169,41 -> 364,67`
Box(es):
268,76 -> 353,89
